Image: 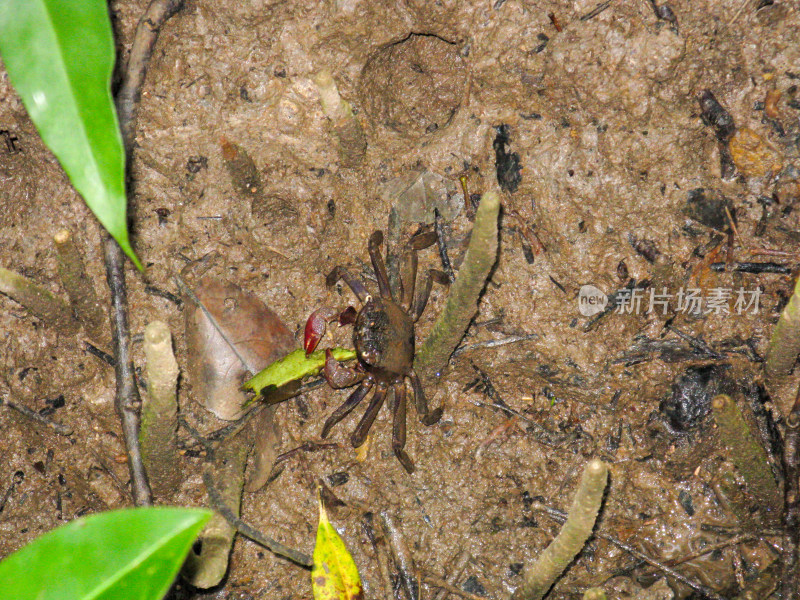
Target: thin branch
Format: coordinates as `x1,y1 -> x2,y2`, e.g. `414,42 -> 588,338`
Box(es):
202,471 -> 313,567
116,0 -> 185,144
105,237 -> 151,506
106,0 -> 185,507
0,396 -> 73,436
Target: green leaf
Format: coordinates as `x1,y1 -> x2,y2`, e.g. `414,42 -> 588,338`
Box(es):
0,0 -> 142,270
312,498 -> 363,600
0,507 -> 212,600
244,347 -> 357,395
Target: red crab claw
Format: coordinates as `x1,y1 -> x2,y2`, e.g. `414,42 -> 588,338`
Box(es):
303,306 -> 357,356
303,307 -> 345,356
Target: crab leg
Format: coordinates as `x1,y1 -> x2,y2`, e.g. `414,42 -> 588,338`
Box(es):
399,249 -> 417,313
350,382 -> 388,447
326,266 -> 370,302
413,269 -> 450,322
399,230 -> 440,313
321,381 -> 372,439
369,231 -> 394,301
392,383 -> 415,474
410,369 -> 443,426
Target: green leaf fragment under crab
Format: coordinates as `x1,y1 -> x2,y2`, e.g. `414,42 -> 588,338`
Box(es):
244,347 -> 357,396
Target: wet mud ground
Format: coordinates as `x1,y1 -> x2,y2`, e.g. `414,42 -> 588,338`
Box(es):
2,0 -> 800,598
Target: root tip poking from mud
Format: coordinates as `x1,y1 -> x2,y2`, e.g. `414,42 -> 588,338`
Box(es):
415,190 -> 501,380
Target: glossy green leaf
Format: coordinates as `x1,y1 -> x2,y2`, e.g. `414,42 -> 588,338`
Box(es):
244,347 -> 357,395
0,0 -> 142,269
312,498 -> 363,600
0,507 -> 211,600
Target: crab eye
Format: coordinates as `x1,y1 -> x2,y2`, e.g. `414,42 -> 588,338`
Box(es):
359,343 -> 381,365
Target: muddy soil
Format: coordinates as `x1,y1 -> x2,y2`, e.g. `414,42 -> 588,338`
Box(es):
2,0 -> 799,598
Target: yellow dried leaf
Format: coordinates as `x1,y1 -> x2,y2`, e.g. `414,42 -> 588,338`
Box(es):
729,127 -> 781,178
354,434 -> 370,463
312,498 -> 363,600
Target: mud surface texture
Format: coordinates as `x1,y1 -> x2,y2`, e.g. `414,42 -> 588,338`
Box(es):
1,1 -> 799,599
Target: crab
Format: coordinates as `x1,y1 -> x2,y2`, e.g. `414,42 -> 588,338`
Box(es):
304,230 -> 449,473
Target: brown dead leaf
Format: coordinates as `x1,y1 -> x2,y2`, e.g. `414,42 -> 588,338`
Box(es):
245,405 -> 281,492
184,274 -> 295,421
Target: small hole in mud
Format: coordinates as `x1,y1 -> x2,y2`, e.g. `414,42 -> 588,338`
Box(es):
359,33 -> 468,140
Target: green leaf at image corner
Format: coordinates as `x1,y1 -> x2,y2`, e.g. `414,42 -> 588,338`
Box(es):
0,507 -> 211,600
0,0 -> 142,270
245,347 -> 357,396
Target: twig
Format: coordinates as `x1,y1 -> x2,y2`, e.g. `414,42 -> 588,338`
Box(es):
84,341 -> 116,366
202,471 -> 312,567
665,534 -> 757,567
0,396 -> 73,436
452,334 -> 538,357
115,0 -> 185,146
431,549 -> 472,600
423,575 -> 488,600
666,324 -> 723,360
362,513 -> 394,600
107,0 -> 185,508
381,511 -> 420,600
727,0 -> 751,25
434,207 -> 456,282
105,238 -> 151,506
179,420 -> 312,569
580,1 -> 611,21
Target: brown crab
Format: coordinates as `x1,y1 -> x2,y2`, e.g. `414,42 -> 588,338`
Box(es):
304,230 -> 448,473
